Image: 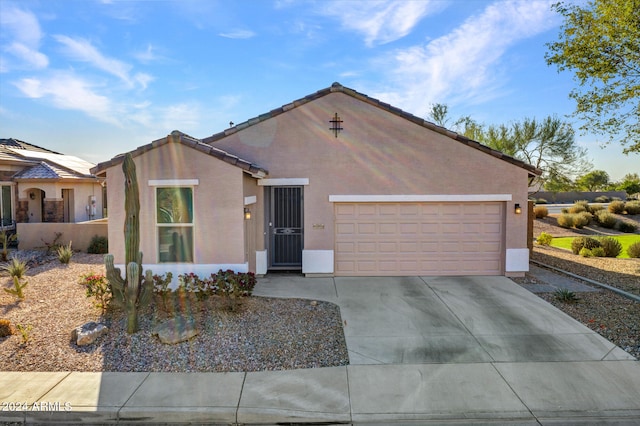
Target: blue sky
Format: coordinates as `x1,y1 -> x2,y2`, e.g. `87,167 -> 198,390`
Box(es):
1,0 -> 637,181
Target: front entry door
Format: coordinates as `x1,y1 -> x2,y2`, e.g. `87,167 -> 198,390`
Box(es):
269,186 -> 303,269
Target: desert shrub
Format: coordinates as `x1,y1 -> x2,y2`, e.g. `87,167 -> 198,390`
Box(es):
595,211 -> 618,229
590,247 -> 606,257
571,236 -> 600,255
616,220 -> 638,233
536,232 -> 554,246
594,195 -> 610,203
533,205 -> 549,219
560,208 -> 569,214
589,204 -> 605,214
0,319 -> 13,337
608,200 -> 626,214
625,201 -> 640,215
627,242 -> 640,258
57,241 -> 73,264
557,214 -> 575,228
568,204 -> 586,214
536,198 -> 548,204
579,247 -> 593,257
87,235 -> 108,254
597,237 -> 623,258
3,256 -> 28,279
80,272 -> 111,313
574,212 -> 592,228
555,288 -> 578,303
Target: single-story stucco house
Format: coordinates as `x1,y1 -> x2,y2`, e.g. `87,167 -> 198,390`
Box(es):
93,83 -> 540,281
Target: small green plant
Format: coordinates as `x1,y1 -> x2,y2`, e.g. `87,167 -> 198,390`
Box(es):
15,323 -> 32,345
595,210 -> 618,229
627,242 -> 640,258
579,247 -> 593,257
57,241 -> 73,264
554,288 -> 578,303
533,205 -> 549,219
87,235 -> 108,254
590,247 -> 605,257
608,200 -> 626,214
536,232 -> 554,246
597,236 -> 623,258
0,230 -> 17,262
571,236 -> 601,255
152,272 -> 174,312
42,232 -> 63,254
80,272 -> 111,314
0,319 -> 13,337
3,256 -> 28,279
624,201 -> 640,215
4,276 -> 28,299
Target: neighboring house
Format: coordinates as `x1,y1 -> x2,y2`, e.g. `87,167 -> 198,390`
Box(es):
93,83 -> 540,279
0,138 -> 104,227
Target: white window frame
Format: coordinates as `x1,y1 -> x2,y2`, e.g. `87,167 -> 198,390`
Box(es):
155,185 -> 195,264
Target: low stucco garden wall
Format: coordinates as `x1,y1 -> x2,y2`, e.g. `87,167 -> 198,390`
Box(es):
16,219 -> 107,252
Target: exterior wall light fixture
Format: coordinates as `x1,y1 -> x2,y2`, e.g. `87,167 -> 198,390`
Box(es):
514,203 -> 522,214
244,208 -> 251,220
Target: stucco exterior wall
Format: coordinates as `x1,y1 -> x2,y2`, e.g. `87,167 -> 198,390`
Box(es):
17,181 -> 104,223
105,141 -> 247,270
212,92 -> 530,262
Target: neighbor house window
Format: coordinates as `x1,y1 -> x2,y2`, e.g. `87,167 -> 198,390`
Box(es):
156,187 -> 194,263
0,185 -> 13,227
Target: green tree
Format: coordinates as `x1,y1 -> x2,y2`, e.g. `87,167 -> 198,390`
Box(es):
617,172 -> 640,196
576,170 -> 610,191
546,0 -> 640,153
427,103 -> 450,128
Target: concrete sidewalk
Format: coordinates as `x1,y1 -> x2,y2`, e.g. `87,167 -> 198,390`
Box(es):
2,275 -> 640,425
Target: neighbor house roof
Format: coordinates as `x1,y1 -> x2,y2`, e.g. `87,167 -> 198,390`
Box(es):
91,130 -> 268,177
0,138 -> 98,180
202,82 -> 543,177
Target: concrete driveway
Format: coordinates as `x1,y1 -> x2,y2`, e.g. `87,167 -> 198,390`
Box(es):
254,275 -> 634,364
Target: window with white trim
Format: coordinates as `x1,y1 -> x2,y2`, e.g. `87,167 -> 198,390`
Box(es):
156,187 -> 194,263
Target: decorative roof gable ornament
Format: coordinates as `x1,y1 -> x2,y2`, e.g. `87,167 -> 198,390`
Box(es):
329,112 -> 343,138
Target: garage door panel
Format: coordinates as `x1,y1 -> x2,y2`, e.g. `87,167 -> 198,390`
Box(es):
335,202 -> 504,276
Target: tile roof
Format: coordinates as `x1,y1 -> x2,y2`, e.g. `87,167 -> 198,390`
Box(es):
12,162 -> 62,179
0,138 -> 60,154
91,130 -> 268,177
202,82 -> 543,177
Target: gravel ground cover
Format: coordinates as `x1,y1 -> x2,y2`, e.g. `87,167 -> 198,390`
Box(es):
0,251 -> 348,372
514,213 -> 640,359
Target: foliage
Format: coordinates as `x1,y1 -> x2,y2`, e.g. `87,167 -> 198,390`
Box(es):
553,235 -> 640,259
533,205 -> 549,219
57,241 -> 73,264
576,211 -> 593,227
546,0 -> 640,153
3,256 -> 28,279
608,200 -> 626,214
617,220 -> 638,233
557,214 -> 575,228
41,232 -> 63,254
579,247 -> 594,257
589,204 -> 605,214
87,235 -> 108,254
4,276 -> 28,300
568,204 -> 586,214
0,230 -> 18,262
536,232 -> 554,246
628,241 -> 640,258
536,198 -> 548,204
576,170 -> 610,191
80,273 -> 111,314
571,236 -> 600,254
590,247 -> 606,257
617,173 -> 640,196
593,195 -> 610,203
595,210 -> 618,228
104,153 -> 154,334
625,201 -> 640,215
0,319 -> 13,337
15,323 -> 32,345
597,236 -> 623,258
554,288 -> 579,303
152,272 -> 173,312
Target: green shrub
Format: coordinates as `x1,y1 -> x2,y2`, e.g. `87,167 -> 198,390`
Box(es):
574,212 -> 592,228
616,220 -> 638,233
590,247 -> 606,257
568,204 -> 587,214
555,288 -> 578,303
589,204 -> 605,214
594,195 -> 610,203
533,205 -> 549,219
579,247 -> 593,257
3,256 -> 28,279
595,210 -> 618,228
0,319 -> 13,337
536,232 -> 553,246
627,242 -> 640,258
597,237 -> 623,258
80,272 -> 111,314
625,201 -> 640,215
608,200 -> 626,214
536,198 -> 548,204
57,241 -> 73,264
571,236 -> 601,255
557,214 -> 575,228
87,235 -> 108,254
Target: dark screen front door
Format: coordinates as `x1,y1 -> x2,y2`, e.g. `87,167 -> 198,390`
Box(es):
269,186 -> 303,269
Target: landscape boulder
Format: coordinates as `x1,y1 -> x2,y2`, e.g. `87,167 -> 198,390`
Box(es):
71,321 -> 108,346
153,316 -> 198,344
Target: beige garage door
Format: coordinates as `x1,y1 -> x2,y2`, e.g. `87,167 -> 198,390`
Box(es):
334,202 -> 504,276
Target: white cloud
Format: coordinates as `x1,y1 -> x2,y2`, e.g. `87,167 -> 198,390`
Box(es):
373,0 -> 557,114
219,29 -> 256,39
13,73 -> 119,125
0,6 -> 49,71
321,0 -> 444,46
54,35 -> 150,89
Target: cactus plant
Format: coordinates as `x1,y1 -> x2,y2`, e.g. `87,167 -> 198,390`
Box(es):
104,153 -> 154,334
